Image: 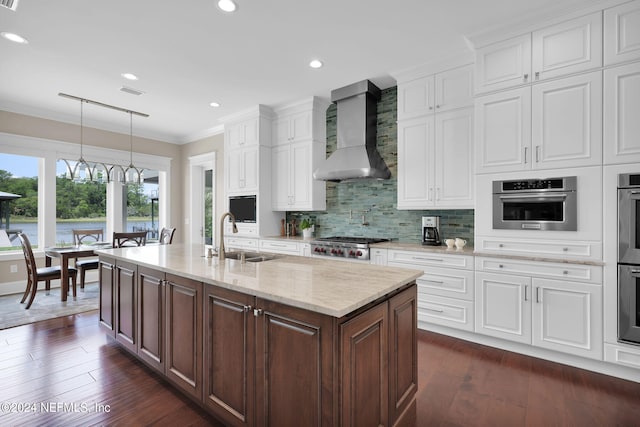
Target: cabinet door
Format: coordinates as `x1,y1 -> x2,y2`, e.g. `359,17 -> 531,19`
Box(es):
475,272 -> 531,344
604,62 -> 640,164
289,111 -> 312,143
475,87 -> 531,173
226,149 -> 243,193
271,145 -> 290,210
388,286 -> 417,426
532,12 -> 602,81
273,117 -> 290,146
532,71 -> 602,169
255,298 -> 334,427
290,142 -> 312,208
98,257 -> 115,336
532,278 -> 603,360
242,147 -> 259,192
604,1 -> 640,66
115,260 -> 137,353
397,116 -> 434,208
340,302 -> 389,427
397,75 -> 434,120
137,266 -> 165,373
435,64 -> 474,112
434,108 -> 474,207
203,285 -> 255,427
475,34 -> 532,93
165,274 -> 203,400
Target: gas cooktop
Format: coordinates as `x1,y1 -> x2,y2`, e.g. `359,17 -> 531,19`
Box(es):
312,236 -> 389,244
310,237 -> 389,261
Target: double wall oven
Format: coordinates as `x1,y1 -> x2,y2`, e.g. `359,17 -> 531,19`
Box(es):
618,173 -> 640,344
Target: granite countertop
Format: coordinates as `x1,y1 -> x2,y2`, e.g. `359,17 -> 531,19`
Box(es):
96,244 -> 422,318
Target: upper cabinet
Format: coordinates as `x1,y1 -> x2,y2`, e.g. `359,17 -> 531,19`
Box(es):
226,117 -> 259,150
397,64 -> 473,120
271,97 -> 329,211
604,61 -> 640,164
476,71 -> 602,173
604,1 -> 640,66
475,12 -> 602,94
396,64 -> 475,209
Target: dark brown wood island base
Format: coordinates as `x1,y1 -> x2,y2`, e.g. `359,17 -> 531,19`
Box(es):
96,244 -> 422,426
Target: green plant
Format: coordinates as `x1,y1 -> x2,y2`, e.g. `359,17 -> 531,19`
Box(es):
300,218 -> 311,230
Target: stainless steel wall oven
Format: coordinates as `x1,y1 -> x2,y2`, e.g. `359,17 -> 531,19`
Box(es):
618,173 -> 640,344
492,177 -> 577,231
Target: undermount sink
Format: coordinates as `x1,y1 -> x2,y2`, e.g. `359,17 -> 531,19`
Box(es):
222,251 -> 280,263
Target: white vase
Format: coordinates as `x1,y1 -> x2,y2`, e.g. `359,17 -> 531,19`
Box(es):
302,229 -> 312,239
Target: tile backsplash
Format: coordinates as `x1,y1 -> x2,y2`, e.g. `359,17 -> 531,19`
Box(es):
287,86 -> 474,245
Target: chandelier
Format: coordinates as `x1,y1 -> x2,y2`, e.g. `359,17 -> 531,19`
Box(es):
58,92 -> 149,184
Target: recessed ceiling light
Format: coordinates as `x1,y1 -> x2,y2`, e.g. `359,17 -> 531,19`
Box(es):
1,32 -> 28,44
210,102 -> 221,107
121,73 -> 139,81
309,59 -> 323,69
217,0 -> 237,13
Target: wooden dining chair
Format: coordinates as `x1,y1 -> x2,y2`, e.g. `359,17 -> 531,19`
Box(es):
73,228 -> 103,290
159,227 -> 176,245
18,233 -> 78,309
112,231 -> 147,248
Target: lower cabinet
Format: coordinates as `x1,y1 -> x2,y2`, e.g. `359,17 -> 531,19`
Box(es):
99,255 -> 417,427
475,271 -> 603,360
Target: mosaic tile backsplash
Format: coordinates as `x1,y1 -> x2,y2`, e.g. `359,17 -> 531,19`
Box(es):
287,86 -> 474,245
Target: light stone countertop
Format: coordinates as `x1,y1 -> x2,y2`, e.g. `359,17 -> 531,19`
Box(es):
96,244 -> 422,318
371,241 -> 475,255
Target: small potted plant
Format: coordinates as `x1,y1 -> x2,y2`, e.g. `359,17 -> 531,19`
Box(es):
300,218 -> 314,239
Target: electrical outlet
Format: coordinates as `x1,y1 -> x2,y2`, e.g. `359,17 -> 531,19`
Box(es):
10,264 -> 18,273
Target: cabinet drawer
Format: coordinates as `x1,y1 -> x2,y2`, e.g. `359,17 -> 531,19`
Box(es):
605,343 -> 640,370
475,236 -> 601,260
417,266 -> 474,301
260,239 -> 299,255
475,256 -> 602,283
388,249 -> 473,269
225,237 -> 258,250
417,294 -> 474,332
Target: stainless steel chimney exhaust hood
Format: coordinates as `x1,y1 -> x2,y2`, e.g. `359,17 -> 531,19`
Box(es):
313,80 -> 391,182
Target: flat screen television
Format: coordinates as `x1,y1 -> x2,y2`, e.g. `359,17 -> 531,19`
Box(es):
229,195 -> 256,223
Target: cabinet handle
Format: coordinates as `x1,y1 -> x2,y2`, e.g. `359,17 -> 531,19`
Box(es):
524,73 -> 529,82
436,104 -> 441,109
524,147 -> 528,164
436,187 -> 440,201
253,308 -> 263,317
563,270 -> 569,275
535,71 -> 540,80
498,243 -> 504,248
423,279 -> 445,285
268,243 -> 287,247
243,305 -> 252,312
412,256 -> 443,262
425,307 -> 444,313
563,247 -> 569,252
428,187 -> 433,201
536,287 -> 541,303
524,285 -> 528,301
429,106 -> 433,110
535,145 -> 540,163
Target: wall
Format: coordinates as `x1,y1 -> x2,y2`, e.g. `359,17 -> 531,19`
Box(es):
287,87 -> 474,245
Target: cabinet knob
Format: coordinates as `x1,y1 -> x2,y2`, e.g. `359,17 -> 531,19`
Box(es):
524,73 -> 529,82
436,105 -> 441,109
535,71 -> 540,80
498,243 -> 504,248
498,264 -> 504,268
243,305 -> 252,312
429,106 -> 433,110
563,247 -> 569,252
563,270 -> 569,275
253,308 -> 263,317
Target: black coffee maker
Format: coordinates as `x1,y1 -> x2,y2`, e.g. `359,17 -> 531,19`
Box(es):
422,216 -> 441,246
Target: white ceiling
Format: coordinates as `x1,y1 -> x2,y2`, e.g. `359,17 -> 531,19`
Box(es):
0,0 -> 599,144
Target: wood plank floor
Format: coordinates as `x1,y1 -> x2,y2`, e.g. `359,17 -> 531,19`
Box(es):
1,311 -> 639,426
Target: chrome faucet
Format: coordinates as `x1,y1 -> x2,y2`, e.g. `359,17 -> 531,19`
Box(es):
218,212 -> 238,261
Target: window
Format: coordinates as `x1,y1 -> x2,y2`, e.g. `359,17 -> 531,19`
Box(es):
0,153 -> 40,250
126,170 -> 160,240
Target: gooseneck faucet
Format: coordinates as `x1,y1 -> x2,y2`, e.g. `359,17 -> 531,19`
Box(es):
218,212 -> 238,261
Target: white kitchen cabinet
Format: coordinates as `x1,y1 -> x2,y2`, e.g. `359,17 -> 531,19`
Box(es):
226,146 -> 259,194
604,1 -> 640,66
259,238 -> 304,256
387,249 -> 474,332
226,117 -> 259,149
271,97 -> 328,211
475,261 -> 603,360
225,236 -> 259,251
370,248 -> 388,266
604,62 -> 640,164
475,34 -> 532,93
475,12 -> 602,94
397,64 -> 473,120
476,71 -> 601,173
397,108 -> 474,209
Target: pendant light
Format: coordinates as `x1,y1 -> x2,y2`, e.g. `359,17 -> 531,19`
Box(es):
124,111 -> 143,184
64,99 -> 94,181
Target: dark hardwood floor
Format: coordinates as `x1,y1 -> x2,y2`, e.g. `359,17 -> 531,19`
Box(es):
1,310 -> 639,426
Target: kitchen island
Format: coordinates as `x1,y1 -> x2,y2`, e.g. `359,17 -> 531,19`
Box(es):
96,244 -> 421,427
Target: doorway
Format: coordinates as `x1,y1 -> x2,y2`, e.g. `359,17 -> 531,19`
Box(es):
189,153 -> 216,246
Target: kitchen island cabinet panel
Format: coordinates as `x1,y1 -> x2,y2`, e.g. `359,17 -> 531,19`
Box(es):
137,266 -> 165,373
115,260 -> 137,353
204,285 -> 255,427
165,273 -> 203,400
98,257 -> 115,336
340,301 -> 388,427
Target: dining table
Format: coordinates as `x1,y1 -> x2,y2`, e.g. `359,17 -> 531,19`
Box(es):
44,243 -> 112,301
